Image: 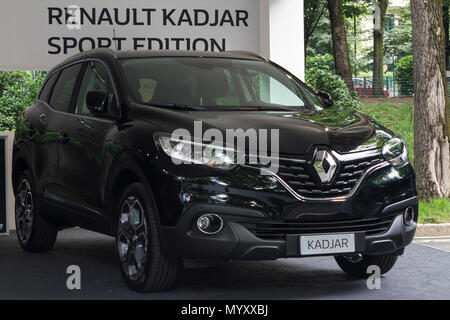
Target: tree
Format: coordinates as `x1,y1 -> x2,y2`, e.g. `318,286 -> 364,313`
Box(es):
372,0 -> 388,97
411,0 -> 450,199
305,0 -> 370,69
342,0 -> 371,18
0,71 -> 46,131
304,0 -> 328,54
305,12 -> 334,58
444,1 -> 450,70
327,0 -> 354,91
343,0 -> 371,76
384,4 -> 412,71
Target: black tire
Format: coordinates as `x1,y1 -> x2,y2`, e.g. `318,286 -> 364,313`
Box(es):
115,182 -> 180,292
335,254 -> 398,278
14,170 -> 57,252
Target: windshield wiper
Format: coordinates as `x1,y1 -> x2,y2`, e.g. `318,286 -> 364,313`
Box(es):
219,105 -> 299,111
144,102 -> 205,111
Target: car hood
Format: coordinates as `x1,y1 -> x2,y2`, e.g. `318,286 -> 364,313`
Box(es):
136,105 -> 394,155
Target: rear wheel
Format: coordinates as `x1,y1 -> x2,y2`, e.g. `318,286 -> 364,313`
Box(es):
115,182 -> 180,292
15,170 -> 57,252
335,254 -> 398,278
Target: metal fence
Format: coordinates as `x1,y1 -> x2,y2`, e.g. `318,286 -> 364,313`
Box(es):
350,77 -> 414,97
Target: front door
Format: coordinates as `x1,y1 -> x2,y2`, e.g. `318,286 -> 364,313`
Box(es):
58,60 -> 119,220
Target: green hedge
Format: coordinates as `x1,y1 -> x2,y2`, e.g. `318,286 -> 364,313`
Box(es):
394,55 -> 414,96
0,71 -> 46,131
305,54 -> 335,73
305,55 -> 360,109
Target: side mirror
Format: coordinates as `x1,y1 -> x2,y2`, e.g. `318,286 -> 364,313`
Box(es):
86,90 -> 108,114
317,91 -> 334,108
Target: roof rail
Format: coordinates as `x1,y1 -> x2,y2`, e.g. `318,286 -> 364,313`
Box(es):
226,50 -> 267,61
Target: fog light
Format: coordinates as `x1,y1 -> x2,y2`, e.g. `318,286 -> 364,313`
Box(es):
404,207 -> 415,226
197,214 -> 223,234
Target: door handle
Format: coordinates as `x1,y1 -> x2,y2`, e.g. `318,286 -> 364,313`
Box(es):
39,113 -> 47,125
61,132 -> 70,145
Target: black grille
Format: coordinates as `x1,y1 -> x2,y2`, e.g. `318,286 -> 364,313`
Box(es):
237,213 -> 399,240
277,152 -> 385,198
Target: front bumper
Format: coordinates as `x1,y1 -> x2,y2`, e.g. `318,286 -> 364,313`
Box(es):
162,196 -> 418,260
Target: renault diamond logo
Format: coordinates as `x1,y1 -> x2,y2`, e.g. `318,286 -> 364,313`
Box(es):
313,150 -> 337,184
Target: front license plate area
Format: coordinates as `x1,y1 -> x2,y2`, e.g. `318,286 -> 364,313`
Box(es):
300,233 -> 355,256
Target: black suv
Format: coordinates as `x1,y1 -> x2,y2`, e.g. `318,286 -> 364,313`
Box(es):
12,49 -> 417,292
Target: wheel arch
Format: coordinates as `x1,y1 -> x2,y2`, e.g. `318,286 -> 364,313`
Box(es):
12,144 -> 35,191
105,152 -> 158,235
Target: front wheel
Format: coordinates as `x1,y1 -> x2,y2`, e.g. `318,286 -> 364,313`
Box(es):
115,182 -> 180,292
335,254 -> 398,278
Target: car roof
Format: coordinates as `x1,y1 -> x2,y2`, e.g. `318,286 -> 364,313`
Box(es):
48,48 -> 266,73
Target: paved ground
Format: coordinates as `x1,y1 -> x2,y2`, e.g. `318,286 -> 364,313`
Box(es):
0,228 -> 449,300
413,236 -> 450,252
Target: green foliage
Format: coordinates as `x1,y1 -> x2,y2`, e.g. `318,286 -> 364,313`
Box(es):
306,54 -> 335,73
305,0 -> 372,58
306,9 -> 333,57
346,14 -> 374,76
305,57 -> 360,109
384,4 -> 412,71
394,55 -> 414,96
304,0 -> 328,43
343,0 -> 372,18
0,71 -> 47,131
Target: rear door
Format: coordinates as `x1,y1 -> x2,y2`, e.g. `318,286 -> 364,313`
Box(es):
32,63 -> 83,200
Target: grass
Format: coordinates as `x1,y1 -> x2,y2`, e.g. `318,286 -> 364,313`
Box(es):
419,198 -> 450,224
359,99 -> 414,164
361,98 -> 450,224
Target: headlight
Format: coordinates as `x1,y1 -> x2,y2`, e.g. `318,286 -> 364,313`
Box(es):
156,135 -> 242,169
382,138 -> 409,167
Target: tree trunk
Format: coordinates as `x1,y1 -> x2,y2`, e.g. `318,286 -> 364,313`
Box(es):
411,0 -> 450,200
443,3 -> 449,69
373,0 -> 388,97
327,0 -> 354,91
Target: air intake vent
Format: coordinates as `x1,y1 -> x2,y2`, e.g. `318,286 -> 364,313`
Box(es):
235,213 -> 399,240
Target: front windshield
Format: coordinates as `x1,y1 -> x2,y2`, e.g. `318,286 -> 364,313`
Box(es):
120,57 -> 324,111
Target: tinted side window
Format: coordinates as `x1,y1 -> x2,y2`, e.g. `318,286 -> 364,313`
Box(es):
38,71 -> 59,102
75,61 -> 117,118
49,64 -> 82,112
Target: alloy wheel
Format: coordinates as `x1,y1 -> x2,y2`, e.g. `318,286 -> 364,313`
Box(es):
15,179 -> 34,242
117,196 -> 149,281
